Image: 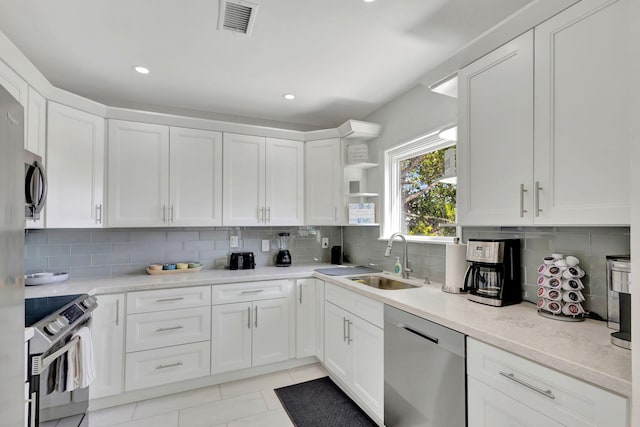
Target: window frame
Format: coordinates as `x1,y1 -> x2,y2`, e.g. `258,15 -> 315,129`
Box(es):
382,129 -> 458,243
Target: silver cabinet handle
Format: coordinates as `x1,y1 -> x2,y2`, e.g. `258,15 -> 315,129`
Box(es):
343,317 -> 348,342
334,206 -> 338,221
96,204 -> 103,224
28,391 -> 37,427
347,320 -> 353,344
163,205 -> 167,223
519,184 -> 527,218
156,325 -> 184,332
115,298 -> 120,326
258,206 -> 264,222
499,371 -> 555,400
299,284 -> 302,304
171,205 -> 175,223
241,289 -> 264,294
254,306 -> 258,328
156,297 -> 185,303
535,181 -> 542,217
267,206 -> 271,223
247,306 -> 251,329
156,361 -> 183,370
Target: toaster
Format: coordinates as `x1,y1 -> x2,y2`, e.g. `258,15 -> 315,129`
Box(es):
229,252 -> 255,270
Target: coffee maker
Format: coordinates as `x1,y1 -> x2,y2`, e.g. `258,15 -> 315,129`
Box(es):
606,255 -> 631,349
275,232 -> 292,267
463,239 -> 521,307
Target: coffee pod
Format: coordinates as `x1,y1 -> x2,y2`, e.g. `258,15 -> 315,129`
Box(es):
543,256 -> 556,265
554,259 -> 568,268
537,287 -> 547,298
562,278 -> 584,291
547,277 -> 561,289
548,266 -> 563,277
565,256 -> 580,267
537,264 -> 549,276
562,303 -> 584,316
547,289 -> 562,301
546,300 -> 562,314
562,290 -> 585,303
537,276 -> 550,287
563,266 -> 585,279
537,299 -> 546,309
551,253 -> 564,260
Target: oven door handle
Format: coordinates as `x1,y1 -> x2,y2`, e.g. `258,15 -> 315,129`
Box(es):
32,336 -> 80,375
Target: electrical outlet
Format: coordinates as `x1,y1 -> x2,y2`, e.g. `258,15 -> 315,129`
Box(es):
262,240 -> 270,252
321,237 -> 329,248
230,235 -> 239,248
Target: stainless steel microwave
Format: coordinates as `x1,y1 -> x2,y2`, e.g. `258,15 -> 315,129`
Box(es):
25,149 -> 47,221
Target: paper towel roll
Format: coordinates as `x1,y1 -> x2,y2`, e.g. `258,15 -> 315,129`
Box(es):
443,242 -> 467,293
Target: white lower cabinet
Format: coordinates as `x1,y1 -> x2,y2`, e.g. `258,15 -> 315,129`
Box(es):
467,338 -> 629,427
90,294 -> 125,400
323,283 -> 383,422
295,278 -> 317,358
211,281 -> 293,375
124,286 -> 212,392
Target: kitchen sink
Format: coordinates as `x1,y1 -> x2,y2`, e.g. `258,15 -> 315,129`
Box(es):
348,275 -> 420,290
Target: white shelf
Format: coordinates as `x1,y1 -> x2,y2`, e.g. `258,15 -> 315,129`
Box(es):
344,162 -> 378,170
345,193 -> 379,198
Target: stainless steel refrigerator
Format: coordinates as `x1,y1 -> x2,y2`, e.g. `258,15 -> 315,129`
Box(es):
0,84 -> 26,426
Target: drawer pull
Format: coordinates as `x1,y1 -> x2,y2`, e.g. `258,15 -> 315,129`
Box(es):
499,371 -> 555,400
156,297 -> 185,303
241,290 -> 264,294
155,325 -> 184,332
156,361 -> 183,370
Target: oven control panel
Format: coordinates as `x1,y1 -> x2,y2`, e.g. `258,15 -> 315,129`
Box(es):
61,304 -> 84,324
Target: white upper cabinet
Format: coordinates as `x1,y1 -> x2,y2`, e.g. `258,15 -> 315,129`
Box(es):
0,59 -> 28,107
26,87 -> 46,157
533,0 -> 629,225
457,30 -> 534,226
458,0 -> 629,226
223,133 -> 304,226
108,120 -> 169,227
47,102 -> 105,228
108,120 -> 222,227
305,138 -> 343,225
169,127 -> 223,226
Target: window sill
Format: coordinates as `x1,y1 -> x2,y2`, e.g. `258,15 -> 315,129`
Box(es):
377,235 -> 456,245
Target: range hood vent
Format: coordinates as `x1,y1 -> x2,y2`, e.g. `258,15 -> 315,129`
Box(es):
219,0 -> 259,36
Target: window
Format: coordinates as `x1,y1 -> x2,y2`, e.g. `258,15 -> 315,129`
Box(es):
383,128 -> 457,242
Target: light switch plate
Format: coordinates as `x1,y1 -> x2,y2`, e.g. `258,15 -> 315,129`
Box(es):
262,240 -> 270,252
230,235 -> 239,248
321,238 -> 329,248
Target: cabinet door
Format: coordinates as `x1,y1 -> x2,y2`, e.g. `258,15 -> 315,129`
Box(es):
295,279 -> 317,358
457,31 -> 534,226
107,120 -> 169,227
315,280 -> 325,362
324,302 -> 350,385
169,127 -> 223,226
211,302 -> 252,374
47,102 -> 105,228
265,138 -> 304,225
468,377 -> 562,427
252,298 -> 290,367
222,133 -> 265,226
351,317 -> 384,421
305,139 -> 343,225
90,294 -> 124,400
534,0 -> 629,225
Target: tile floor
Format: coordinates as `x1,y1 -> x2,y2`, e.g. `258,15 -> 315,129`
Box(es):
41,363 -> 328,427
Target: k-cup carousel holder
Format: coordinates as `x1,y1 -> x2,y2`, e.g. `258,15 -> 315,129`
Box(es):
537,254 -> 585,322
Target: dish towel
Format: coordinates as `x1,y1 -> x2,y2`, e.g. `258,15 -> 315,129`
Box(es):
65,326 -> 96,391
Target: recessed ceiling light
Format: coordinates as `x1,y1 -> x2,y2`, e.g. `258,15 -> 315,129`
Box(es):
133,66 -> 150,74
283,93 -> 296,100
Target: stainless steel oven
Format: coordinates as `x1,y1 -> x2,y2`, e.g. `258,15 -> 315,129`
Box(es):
25,149 -> 47,221
26,294 -> 97,427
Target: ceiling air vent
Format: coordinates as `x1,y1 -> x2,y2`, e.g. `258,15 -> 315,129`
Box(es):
219,0 -> 259,36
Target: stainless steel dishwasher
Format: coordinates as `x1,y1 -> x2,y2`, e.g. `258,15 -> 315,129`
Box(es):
384,305 -> 466,427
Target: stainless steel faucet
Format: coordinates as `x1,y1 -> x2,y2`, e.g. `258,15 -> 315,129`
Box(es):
384,232 -> 412,279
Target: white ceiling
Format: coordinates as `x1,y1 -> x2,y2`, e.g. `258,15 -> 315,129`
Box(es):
0,0 -> 533,130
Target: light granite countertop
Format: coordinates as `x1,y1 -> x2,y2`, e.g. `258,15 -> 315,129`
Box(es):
24,265 -> 632,398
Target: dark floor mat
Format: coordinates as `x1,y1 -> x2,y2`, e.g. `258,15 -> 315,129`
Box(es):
274,376 -> 377,427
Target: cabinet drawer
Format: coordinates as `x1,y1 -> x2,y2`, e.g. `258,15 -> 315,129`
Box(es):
325,282 -> 383,328
127,286 -> 211,314
467,338 -> 628,426
125,341 -> 210,391
126,306 -> 211,352
211,280 -> 293,305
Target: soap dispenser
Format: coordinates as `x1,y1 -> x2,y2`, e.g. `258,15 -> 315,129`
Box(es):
394,257 -> 402,276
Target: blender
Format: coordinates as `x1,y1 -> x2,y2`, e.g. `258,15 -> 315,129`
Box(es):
276,232 -> 292,267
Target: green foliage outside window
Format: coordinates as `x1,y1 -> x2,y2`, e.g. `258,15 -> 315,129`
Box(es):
400,147 -> 456,236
